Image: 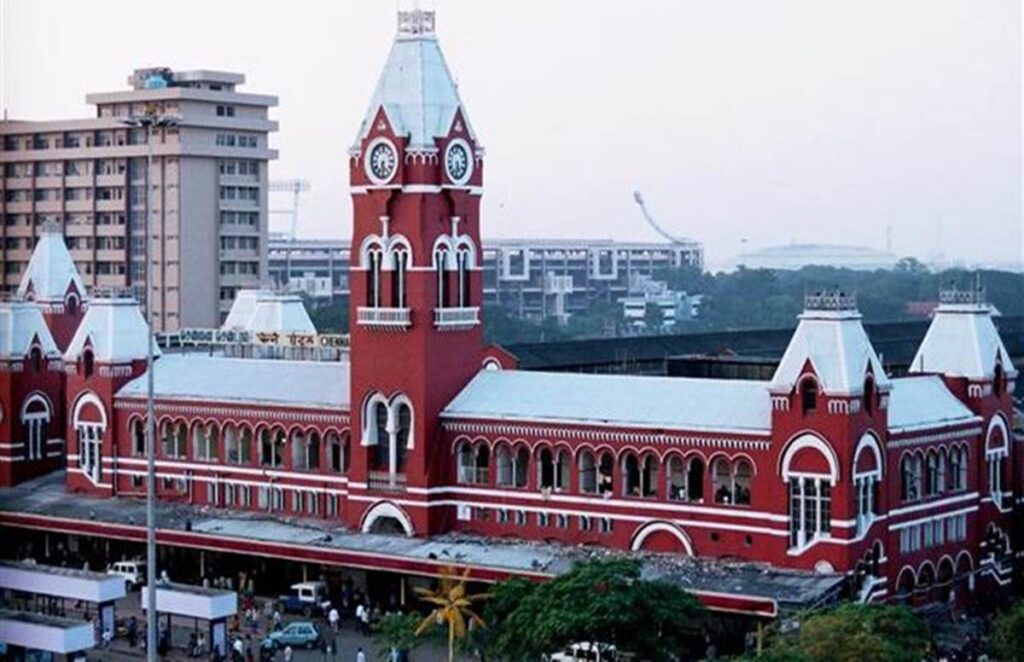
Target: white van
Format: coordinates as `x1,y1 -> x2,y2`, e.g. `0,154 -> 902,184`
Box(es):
108,560 -> 146,590
548,642 -> 619,662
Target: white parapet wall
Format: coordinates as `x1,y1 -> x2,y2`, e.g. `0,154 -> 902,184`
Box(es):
0,610 -> 94,654
0,561 -> 126,603
142,583 -> 237,621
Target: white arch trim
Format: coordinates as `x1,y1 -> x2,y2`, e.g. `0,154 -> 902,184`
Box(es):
388,393 -> 415,449
360,501 -> 415,537
780,433 -> 839,482
853,431 -> 884,478
20,392 -> 53,422
360,392 -> 390,446
986,414 -> 1010,454
629,521 -> 694,556
358,235 -> 386,268
72,391 -> 107,429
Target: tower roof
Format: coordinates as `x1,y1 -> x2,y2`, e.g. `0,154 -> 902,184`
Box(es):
0,300 -> 60,360
909,289 -> 1017,380
221,290 -> 315,334
353,9 -> 476,150
64,297 -> 158,363
16,228 -> 86,303
770,292 -> 889,395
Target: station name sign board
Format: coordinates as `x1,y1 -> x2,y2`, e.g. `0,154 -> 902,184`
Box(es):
176,328 -> 348,348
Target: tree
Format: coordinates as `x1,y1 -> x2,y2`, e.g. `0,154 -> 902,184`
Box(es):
764,603 -> 930,662
374,612 -> 421,661
991,601 -> 1024,661
485,559 -> 704,661
414,566 -> 489,662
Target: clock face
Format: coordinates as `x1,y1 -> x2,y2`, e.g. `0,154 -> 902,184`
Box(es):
366,140 -> 397,183
445,140 -> 473,184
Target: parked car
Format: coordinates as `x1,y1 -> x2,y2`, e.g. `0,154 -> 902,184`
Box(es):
264,621 -> 321,650
548,642 -> 620,661
108,560 -> 146,590
278,581 -> 331,616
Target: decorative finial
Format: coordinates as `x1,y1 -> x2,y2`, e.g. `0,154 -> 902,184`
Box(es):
939,281 -> 986,306
398,8 -> 435,35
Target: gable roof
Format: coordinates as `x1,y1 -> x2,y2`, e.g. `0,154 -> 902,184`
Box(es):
0,301 -> 60,359
910,303 -> 1018,380
443,370 -> 771,435
887,375 -> 980,434
353,15 -> 475,150
771,309 -> 889,395
64,298 -> 157,363
117,355 -> 349,410
16,231 -> 86,303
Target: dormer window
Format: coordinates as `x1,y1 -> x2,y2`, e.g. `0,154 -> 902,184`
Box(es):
993,363 -> 1005,397
799,377 -> 818,414
863,376 -> 875,415
29,346 -> 42,373
66,294 -> 79,317
82,349 -> 95,378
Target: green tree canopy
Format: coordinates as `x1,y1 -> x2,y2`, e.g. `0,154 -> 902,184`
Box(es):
483,559 -> 704,661
991,601 -> 1024,661
764,603 -> 930,662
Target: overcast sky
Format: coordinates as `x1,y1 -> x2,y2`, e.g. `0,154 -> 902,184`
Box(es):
2,1 -> 1021,269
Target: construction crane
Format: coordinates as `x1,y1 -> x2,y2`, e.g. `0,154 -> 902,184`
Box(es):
269,179 -> 310,291
269,179 -> 310,241
632,191 -> 690,245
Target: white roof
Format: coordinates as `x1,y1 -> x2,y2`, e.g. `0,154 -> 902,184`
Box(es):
118,355 -> 350,409
222,289 -> 274,330
887,375 -> 980,434
910,303 -> 1018,380
0,301 -> 60,359
16,231 -> 86,303
247,295 -> 316,334
771,309 -> 889,395
64,298 -> 158,363
443,370 -> 771,434
353,21 -> 475,149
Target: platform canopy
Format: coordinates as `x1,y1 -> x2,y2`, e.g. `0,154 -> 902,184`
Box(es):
0,560 -> 125,603
141,583 -> 237,621
0,609 -> 94,654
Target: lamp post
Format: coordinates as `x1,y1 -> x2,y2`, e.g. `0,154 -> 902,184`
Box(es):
121,103 -> 177,662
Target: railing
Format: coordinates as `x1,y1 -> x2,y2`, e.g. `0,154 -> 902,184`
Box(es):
434,306 -> 480,331
367,470 -> 407,492
357,307 -> 412,331
939,286 -> 986,306
804,290 -> 857,312
457,466 -> 490,485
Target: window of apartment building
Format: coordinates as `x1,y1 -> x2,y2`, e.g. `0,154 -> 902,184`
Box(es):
96,187 -> 124,201
4,262 -> 22,275
64,188 -> 93,201
33,189 -> 58,202
31,137 -> 50,150
34,161 -> 62,177
216,105 -> 236,117
64,135 -> 80,148
95,131 -> 114,147
3,136 -> 19,151
96,236 -> 125,251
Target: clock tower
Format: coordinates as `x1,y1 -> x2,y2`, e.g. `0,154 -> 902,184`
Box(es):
345,8 -> 490,535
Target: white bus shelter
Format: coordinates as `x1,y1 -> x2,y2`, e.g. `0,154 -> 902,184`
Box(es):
142,582 -> 236,656
0,609 -> 94,661
0,561 -> 125,639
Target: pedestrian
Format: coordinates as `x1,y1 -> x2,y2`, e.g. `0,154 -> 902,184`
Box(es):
272,608 -> 282,631
355,603 -> 367,636
328,606 -> 340,632
283,644 -> 293,662
356,647 -> 366,662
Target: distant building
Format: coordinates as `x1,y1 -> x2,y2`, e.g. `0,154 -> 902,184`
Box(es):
269,237 -> 704,321
0,67 -> 278,330
618,274 -> 702,333
736,243 -> 900,271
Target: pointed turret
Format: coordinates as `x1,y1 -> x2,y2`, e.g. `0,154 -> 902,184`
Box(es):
910,287 -> 1017,383
771,291 -> 890,397
0,300 -> 61,363
16,225 -> 87,349
352,8 -> 477,151
64,296 -> 158,366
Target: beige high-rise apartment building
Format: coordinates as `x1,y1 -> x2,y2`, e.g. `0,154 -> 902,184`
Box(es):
0,67 -> 278,330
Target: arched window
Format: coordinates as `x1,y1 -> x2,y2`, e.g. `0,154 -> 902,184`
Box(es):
925,451 -> 939,497
457,442 -> 474,484
863,376 -> 875,415
950,445 -> 968,492
667,456 -> 686,500
371,403 -> 389,470
496,445 -> 513,486
82,349 -> 94,378
538,448 -> 555,490
366,247 -> 383,308
622,453 -> 640,497
686,457 -> 704,502
598,451 -> 614,495
29,346 -> 43,373
21,394 -> 52,461
131,418 -> 146,457
391,249 -> 408,308
712,458 -> 732,504
434,247 -> 450,309
935,448 -> 947,496
640,454 -> 657,497
555,450 -> 570,491
986,422 -> 1008,507
800,377 -> 818,414
193,423 -> 217,462
327,432 -> 347,473
173,421 -> 188,459
475,443 -> 490,484
901,454 -> 921,502
993,363 -> 1005,397
513,446 -> 529,488
578,450 -> 597,494
72,395 -> 106,485
733,459 -> 753,505
395,403 -> 411,472
237,426 -> 253,464
456,246 -> 471,307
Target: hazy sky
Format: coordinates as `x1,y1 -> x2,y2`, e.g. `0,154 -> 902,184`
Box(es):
2,1 -> 1021,269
